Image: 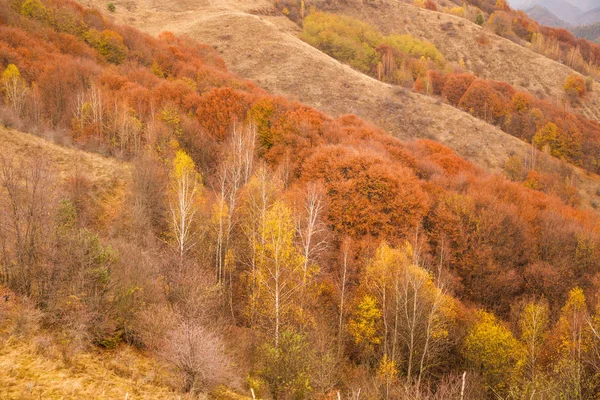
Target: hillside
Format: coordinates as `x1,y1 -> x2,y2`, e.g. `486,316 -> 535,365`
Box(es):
317,0 -> 600,121
7,0 -> 600,397
0,130 -> 177,400
98,0 -> 600,121
0,126 -> 128,187
509,0 -> 600,24
89,0 -> 600,207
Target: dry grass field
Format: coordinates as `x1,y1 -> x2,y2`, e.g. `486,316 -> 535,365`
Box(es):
0,126 -> 131,229
0,285 -> 181,400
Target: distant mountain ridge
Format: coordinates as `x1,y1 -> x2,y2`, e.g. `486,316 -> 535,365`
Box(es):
509,0 -> 600,26
578,6 -> 600,25
525,5 -> 570,27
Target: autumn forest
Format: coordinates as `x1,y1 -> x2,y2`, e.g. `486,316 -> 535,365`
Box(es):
3,0 -> 600,398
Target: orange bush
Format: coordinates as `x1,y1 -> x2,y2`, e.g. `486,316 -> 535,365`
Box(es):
196,87 -> 253,140
424,0 -> 438,11
442,73 -> 476,106
458,79 -> 508,123
564,74 -> 586,98
301,146 -> 429,241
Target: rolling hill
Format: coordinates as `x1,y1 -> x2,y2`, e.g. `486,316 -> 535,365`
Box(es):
85,0 -> 600,207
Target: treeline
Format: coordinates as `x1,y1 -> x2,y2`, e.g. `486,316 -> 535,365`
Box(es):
485,7 -> 600,78
5,0 -> 600,398
415,71 -> 600,174
572,23 -> 600,43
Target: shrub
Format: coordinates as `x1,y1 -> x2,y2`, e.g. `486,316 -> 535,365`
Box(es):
84,29 -> 128,64
107,2 -> 115,12
161,321 -> 233,392
475,13 -> 485,26
442,73 -> 476,106
564,74 -> 586,98
532,122 -> 559,155
426,70 -> 445,95
300,12 -> 382,74
424,0 -> 437,11
488,12 -> 514,39
458,79 -> 508,123
258,330 -> 313,400
300,11 -> 445,79
19,0 -> 49,21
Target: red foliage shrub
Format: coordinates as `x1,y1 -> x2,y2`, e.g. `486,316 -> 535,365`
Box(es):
196,87 -> 253,140
458,79 -> 509,123
426,70 -> 445,96
442,73 -> 476,106
424,0 -> 438,11
301,146 -> 429,241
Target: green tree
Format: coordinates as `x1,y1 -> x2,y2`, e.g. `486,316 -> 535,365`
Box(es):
475,13 -> 484,26
259,329 -> 312,400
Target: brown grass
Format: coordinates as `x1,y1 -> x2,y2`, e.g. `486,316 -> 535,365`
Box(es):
0,126 -> 131,229
0,285 -> 181,400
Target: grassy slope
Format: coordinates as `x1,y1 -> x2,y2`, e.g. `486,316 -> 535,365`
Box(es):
0,284 -> 180,399
0,341 -> 180,399
0,129 -> 253,399
328,0 -> 600,122
90,0 -> 600,208
0,127 -> 129,185
0,127 -> 131,229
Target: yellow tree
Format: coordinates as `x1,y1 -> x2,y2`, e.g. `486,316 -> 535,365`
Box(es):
532,122 -> 559,156
254,200 -> 305,347
356,242 -> 457,386
169,150 -> 203,276
463,310 -> 522,395
1,64 -> 28,116
554,287 -> 590,399
213,123 -> 255,284
517,299 -> 549,395
348,294 -> 382,360
240,166 -> 281,327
